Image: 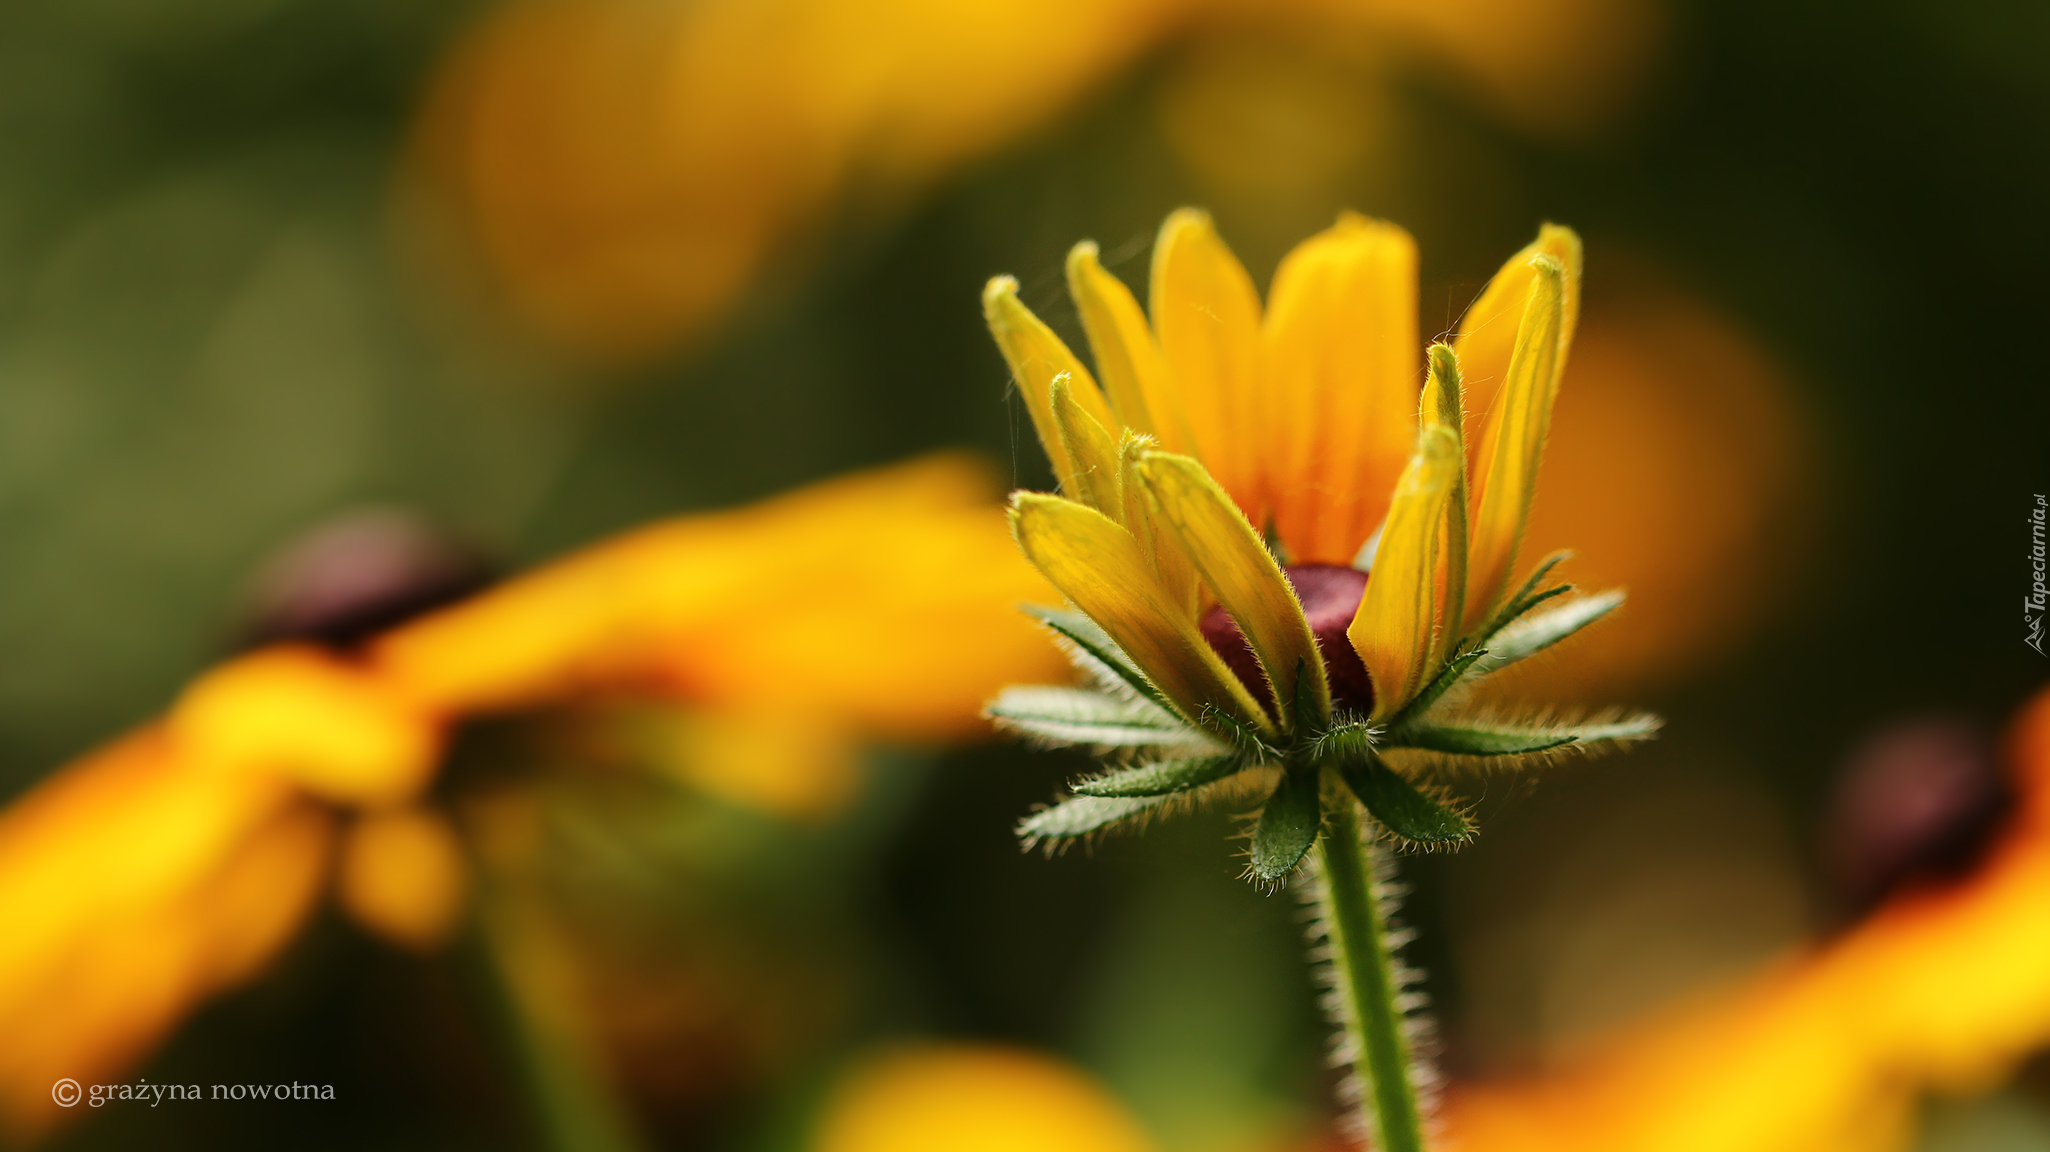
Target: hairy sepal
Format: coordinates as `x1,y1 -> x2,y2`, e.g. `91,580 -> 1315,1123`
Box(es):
1018,793 -> 1174,845
1249,769 -> 1321,883
1470,551 -> 1572,643
1023,605 -> 1177,714
1334,757 -> 1473,845
1393,711 -> 1664,771
1074,755 -> 1244,798
1472,590 -> 1624,674
987,685 -> 1210,751
1377,646 -> 1489,734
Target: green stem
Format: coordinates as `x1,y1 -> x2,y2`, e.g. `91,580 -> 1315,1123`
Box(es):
1316,797 -> 1428,1152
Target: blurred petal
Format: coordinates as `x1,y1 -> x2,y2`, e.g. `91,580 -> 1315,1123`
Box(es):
338,807 -> 468,951
815,1043 -> 1158,1152
1010,492 -> 1268,735
1150,208 -> 1265,518
169,645 -> 443,807
0,730 -> 290,1046
0,779 -> 328,1136
1348,425 -> 1459,718
1137,452 -> 1328,729
1262,212 -> 1419,564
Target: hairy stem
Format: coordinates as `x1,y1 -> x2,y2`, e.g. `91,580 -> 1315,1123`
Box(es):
1317,798 -> 1427,1152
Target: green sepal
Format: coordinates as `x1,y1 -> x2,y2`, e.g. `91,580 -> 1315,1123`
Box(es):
987,685 -> 1206,749
1473,591 -> 1625,673
1073,755 -> 1244,798
1248,769 -> 1321,882
1336,756 -> 1472,844
1386,713 -> 1663,759
1473,551 -> 1572,641
1379,645 -> 1489,734
1023,605 -> 1176,715
1017,793 -> 1171,843
1392,724 -> 1578,756
1201,703 -> 1282,763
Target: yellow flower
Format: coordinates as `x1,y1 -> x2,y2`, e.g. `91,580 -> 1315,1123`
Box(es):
985,210 -> 1650,864
0,454 -> 1061,1138
1444,682 -> 2050,1152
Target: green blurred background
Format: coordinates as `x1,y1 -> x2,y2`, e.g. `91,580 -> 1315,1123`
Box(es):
4,0 -> 2048,1148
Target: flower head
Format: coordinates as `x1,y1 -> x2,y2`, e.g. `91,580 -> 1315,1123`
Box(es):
986,210 -> 1656,877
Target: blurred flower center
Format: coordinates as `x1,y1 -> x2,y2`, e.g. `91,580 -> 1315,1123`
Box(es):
241,509 -> 492,649
1822,717 -> 2011,914
1197,563 -> 1374,716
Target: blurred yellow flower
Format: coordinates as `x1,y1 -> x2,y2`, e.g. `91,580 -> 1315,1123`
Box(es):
813,1043 -> 1157,1152
1442,683 -> 2050,1152
0,453 -> 1060,1138
406,0 -> 1660,362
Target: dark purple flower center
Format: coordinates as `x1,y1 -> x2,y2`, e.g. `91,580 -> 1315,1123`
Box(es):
1197,563 -> 1375,719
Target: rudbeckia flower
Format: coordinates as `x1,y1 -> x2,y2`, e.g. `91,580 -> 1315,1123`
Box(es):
981,209 -> 1656,1151
0,454 -> 1061,1138
984,209 -> 1655,860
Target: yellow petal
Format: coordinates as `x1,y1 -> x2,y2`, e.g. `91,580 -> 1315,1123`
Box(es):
1009,492 -> 1269,736
1261,212 -> 1420,564
1118,433 -> 1200,621
1453,223 -> 1582,424
983,275 -> 1118,497
1066,241 -> 1163,440
1464,255 -> 1568,627
1136,452 -> 1328,730
1051,376 -> 1123,514
1149,208 -> 1264,518
1419,343 -> 1470,646
338,807 -> 468,952
1348,425 -> 1460,719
